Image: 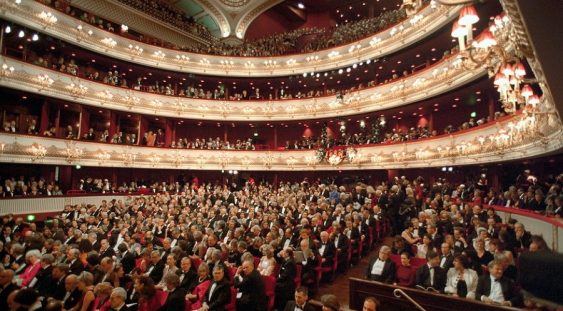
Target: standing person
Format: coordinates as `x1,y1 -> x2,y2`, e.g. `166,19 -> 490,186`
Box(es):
234,259 -> 266,311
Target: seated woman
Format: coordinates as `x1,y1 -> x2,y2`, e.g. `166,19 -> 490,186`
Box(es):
71,271 -> 95,311
157,254 -> 179,288
200,264 -> 231,311
90,282 -> 113,311
186,262 -> 211,310
444,255 -> 478,299
474,238 -> 494,273
257,244 -> 276,276
136,276 -> 163,311
416,234 -> 435,259
394,252 -> 415,287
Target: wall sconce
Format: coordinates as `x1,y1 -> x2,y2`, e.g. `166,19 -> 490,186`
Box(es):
38,11 -> 58,26
31,143 -> 47,161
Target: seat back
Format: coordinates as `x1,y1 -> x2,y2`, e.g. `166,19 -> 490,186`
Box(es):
225,287 -> 237,311
294,264 -> 302,288
410,257 -> 428,270
262,275 -> 276,311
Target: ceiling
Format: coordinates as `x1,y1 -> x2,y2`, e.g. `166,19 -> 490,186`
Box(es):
168,0 -> 401,40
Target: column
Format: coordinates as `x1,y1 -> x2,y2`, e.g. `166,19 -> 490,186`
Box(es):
39,100 -> 50,133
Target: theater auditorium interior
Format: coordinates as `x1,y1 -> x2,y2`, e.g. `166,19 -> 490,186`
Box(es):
0,0 -> 562,310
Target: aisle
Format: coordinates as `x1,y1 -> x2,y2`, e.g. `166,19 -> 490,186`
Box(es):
315,237 -> 393,310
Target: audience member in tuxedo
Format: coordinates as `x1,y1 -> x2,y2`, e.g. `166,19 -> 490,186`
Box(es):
67,249 -> 84,276
14,287 -> 42,311
366,246 -> 395,284
86,252 -> 104,284
118,244 -> 136,275
72,271 -> 96,311
439,243 -> 455,271
33,253 -> 55,296
331,222 -> 349,272
234,259 -> 266,311
513,223 -> 532,250
415,250 -> 447,292
178,257 -> 198,292
157,273 -> 185,311
136,276 -> 163,311
394,252 -> 415,287
0,269 -> 20,311
274,248 -> 297,311
185,263 -> 211,308
444,255 -> 479,299
201,264 -> 231,311
494,252 -> 518,281
99,240 -> 116,259
283,286 -> 315,311
62,274 -> 82,310
362,296 -> 379,311
320,294 -> 340,311
91,283 -> 113,311
109,287 -> 130,311
475,260 -> 521,307
9,243 -> 26,274
145,250 -> 165,284
297,238 -> 318,290
317,231 -> 336,268
50,263 -> 69,300
99,257 -> 115,284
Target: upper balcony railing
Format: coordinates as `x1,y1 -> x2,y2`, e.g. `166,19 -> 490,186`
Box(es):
0,110 -> 560,171
0,50 -> 485,121
0,0 -> 461,77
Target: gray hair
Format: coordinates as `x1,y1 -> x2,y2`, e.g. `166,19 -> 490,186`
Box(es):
25,249 -> 41,260
111,287 -> 127,300
41,254 -> 55,265
77,271 -> 94,286
11,243 -> 24,255
163,272 -> 180,287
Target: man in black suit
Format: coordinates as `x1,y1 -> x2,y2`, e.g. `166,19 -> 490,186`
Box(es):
157,273 -> 185,311
476,260 -> 521,307
283,287 -> 315,311
0,269 -> 20,311
332,222 -> 349,272
118,243 -> 136,274
50,263 -> 69,300
439,243 -> 455,271
62,274 -> 82,310
66,248 -> 84,275
99,239 -> 116,259
32,253 -> 54,296
178,257 -> 198,292
110,287 -> 131,311
274,248 -> 296,311
318,231 -> 336,267
145,250 -> 164,283
415,250 -> 447,292
234,259 -> 267,311
201,265 -> 231,311
366,245 -> 395,284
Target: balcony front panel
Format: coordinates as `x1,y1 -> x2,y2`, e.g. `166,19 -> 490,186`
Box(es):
0,0 -> 460,77
0,54 -> 486,121
0,112 -> 560,171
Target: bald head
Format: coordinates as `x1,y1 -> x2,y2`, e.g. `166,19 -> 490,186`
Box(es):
0,269 -> 15,286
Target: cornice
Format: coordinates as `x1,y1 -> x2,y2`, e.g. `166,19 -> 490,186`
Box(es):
0,54 -> 486,121
0,0 -> 461,77
0,113 -> 561,170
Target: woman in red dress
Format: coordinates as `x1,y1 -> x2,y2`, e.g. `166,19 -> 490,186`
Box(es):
394,252 -> 415,287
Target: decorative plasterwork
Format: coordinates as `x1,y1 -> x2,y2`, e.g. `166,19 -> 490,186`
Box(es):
0,54 -> 485,121
0,0 -> 460,77
0,113 -> 561,170
232,0 -> 284,39
191,0 -> 232,37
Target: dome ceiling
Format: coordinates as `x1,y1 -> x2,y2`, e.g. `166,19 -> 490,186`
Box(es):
172,0 -> 401,40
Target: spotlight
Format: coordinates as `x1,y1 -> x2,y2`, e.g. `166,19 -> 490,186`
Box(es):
441,167 -> 447,172
32,34 -> 39,41
18,30 -> 24,38
338,69 -> 343,74
5,25 -> 11,33
297,2 -> 305,9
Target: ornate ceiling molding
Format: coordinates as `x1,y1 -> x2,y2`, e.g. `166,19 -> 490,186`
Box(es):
0,0 -> 460,77
0,54 -> 486,121
191,0 -> 232,37
232,0 -> 284,39
0,113 -> 560,170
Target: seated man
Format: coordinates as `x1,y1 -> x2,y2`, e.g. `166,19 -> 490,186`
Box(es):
366,246 -> 395,284
415,250 -> 446,292
475,260 -> 521,307
283,287 -> 315,311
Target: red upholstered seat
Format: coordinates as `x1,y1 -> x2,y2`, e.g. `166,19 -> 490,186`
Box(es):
225,287 -> 237,311
410,257 -> 428,270
294,264 -> 302,288
314,254 -> 338,286
262,275 -> 276,311
191,257 -> 203,270
389,254 -> 401,267
155,290 -> 168,306
253,256 -> 261,268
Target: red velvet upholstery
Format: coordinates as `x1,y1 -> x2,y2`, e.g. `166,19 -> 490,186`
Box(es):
262,275 -> 276,311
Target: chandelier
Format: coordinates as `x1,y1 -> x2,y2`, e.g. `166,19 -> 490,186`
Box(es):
38,11 -> 57,26
67,82 -> 88,96
127,44 -> 143,56
36,74 -> 54,88
120,147 -> 137,166
101,37 -> 117,49
451,7 -> 539,114
170,150 -> 185,167
148,153 -> 161,167
96,150 -> 111,164
30,143 -> 47,161
64,141 -> 83,163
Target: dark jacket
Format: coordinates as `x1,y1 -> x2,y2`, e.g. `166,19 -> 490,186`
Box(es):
157,287 -> 186,311
475,274 -> 521,307
415,264 -> 447,292
203,279 -> 231,311
234,269 -> 266,311
283,301 -> 316,311
366,257 -> 396,284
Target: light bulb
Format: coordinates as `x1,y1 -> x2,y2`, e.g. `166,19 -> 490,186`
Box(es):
32,34 -> 39,41
5,25 -> 11,33
18,30 -> 24,38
